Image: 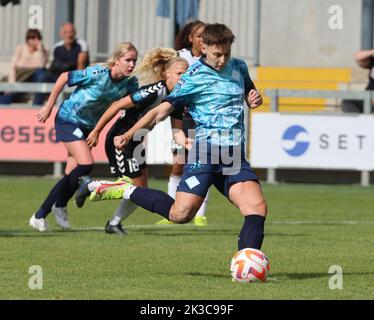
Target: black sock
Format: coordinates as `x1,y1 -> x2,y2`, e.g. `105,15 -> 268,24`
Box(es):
238,215 -> 265,250
129,187 -> 174,219
55,164 -> 94,208
35,175 -> 70,219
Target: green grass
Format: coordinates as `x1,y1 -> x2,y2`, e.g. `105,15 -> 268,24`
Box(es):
0,176 -> 374,299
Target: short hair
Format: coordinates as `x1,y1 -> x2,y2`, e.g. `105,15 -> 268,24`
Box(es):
202,23 -> 235,46
25,29 -> 42,41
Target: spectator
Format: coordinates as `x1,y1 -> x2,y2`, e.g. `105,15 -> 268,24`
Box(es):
342,49 -> 374,113
0,28 -> 48,104
33,22 -> 90,105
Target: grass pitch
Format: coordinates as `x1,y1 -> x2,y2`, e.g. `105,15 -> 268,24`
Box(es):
0,176 -> 373,299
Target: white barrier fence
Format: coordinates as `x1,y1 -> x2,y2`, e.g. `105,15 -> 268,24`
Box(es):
1,84 -> 373,184
263,89 -> 374,186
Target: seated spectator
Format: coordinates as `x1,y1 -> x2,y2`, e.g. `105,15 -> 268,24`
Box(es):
0,28 -> 48,104
33,22 -> 90,105
342,49 -> 374,113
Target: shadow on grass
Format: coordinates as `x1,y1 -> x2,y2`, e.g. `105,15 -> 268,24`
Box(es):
184,271 -> 328,281
0,227 -> 104,237
184,271 -> 374,282
271,271 -> 374,280
185,271 -> 228,279
0,230 -> 58,238
131,228 -> 307,238
0,226 -> 307,238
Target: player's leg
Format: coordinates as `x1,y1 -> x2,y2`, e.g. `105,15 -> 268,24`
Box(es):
169,192 -> 204,223
57,141 -> 94,206
30,141 -> 93,231
74,128 -> 123,208
112,184 -> 204,223
156,160 -> 183,225
105,167 -> 147,235
50,153 -> 77,229
211,158 -> 267,251
193,188 -> 210,226
53,140 -> 94,227
228,180 -> 267,250
103,129 -> 145,234
168,162 -> 183,199
31,170 -> 72,231
88,170 -> 211,223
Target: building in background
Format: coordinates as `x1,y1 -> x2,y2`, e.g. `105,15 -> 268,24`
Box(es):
0,0 -> 371,74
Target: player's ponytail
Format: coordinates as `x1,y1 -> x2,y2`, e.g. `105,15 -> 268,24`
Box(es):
133,47 -> 178,86
105,42 -> 138,68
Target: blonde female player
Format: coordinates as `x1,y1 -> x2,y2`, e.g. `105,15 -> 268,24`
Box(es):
74,48 -> 189,235
30,42 -> 139,232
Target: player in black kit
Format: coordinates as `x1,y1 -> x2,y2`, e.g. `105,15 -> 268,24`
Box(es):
75,48 -> 189,234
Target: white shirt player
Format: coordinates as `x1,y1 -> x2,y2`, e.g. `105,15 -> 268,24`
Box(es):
178,48 -> 201,66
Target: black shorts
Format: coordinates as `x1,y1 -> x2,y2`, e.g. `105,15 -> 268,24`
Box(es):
105,121 -> 146,178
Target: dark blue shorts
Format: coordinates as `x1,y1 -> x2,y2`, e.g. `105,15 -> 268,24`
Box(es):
55,117 -> 91,143
177,159 -> 259,198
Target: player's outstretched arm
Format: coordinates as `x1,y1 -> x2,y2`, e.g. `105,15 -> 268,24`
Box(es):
36,72 -> 68,123
114,101 -> 174,150
86,95 -> 135,148
246,89 -> 263,109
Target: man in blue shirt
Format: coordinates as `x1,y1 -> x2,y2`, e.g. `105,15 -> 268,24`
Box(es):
88,24 -> 267,253
33,23 -> 90,105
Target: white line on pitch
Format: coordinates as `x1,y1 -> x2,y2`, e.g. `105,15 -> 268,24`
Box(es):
64,220 -> 374,232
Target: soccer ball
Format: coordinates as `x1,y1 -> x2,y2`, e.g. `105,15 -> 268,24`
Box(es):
230,248 -> 270,283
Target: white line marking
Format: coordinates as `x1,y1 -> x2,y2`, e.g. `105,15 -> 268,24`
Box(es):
64,220 -> 374,232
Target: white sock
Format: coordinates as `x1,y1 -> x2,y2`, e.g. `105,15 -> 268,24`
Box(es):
195,188 -> 210,217
87,180 -> 113,192
109,199 -> 137,226
168,175 -> 181,199
123,185 -> 137,199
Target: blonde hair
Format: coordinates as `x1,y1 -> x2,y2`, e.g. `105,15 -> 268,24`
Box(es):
105,42 -> 138,68
133,47 -> 187,85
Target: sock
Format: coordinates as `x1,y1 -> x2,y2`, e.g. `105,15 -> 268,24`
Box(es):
109,199 -> 137,226
88,180 -> 103,192
35,175 -> 70,219
195,188 -> 210,217
238,215 -> 265,250
123,184 -> 137,199
87,180 -> 116,192
129,187 -> 174,219
167,175 -> 181,199
55,164 -> 94,208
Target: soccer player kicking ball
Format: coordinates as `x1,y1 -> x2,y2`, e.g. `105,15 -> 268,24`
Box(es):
87,24 -> 267,252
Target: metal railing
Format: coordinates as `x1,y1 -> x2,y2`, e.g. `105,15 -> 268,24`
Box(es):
0,82 -> 74,177
1,84 -> 373,184
264,89 -> 374,186
0,82 -> 74,106
265,89 -> 373,114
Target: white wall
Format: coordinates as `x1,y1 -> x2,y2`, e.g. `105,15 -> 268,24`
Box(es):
107,0 -> 170,58
0,0 -> 55,58
260,0 -> 362,67
199,0 -> 258,64
0,0 -> 366,75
